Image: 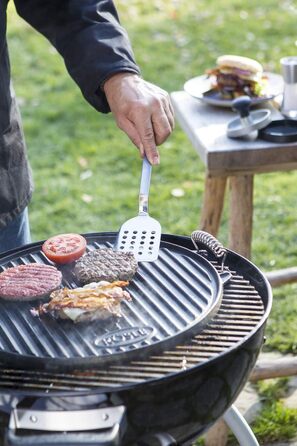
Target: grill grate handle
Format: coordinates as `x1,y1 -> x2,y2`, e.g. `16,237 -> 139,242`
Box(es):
191,230 -> 227,271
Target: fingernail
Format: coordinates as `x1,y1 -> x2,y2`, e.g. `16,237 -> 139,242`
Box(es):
153,155 -> 160,165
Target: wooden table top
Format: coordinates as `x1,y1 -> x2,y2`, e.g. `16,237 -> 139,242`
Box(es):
171,90 -> 297,177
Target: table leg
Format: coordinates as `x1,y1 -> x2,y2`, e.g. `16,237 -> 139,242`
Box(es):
199,175 -> 227,237
228,175 -> 254,259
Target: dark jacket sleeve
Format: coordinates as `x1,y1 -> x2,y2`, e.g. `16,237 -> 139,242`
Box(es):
13,0 -> 141,113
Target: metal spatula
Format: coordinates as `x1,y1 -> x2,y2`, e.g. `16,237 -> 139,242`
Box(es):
114,157 -> 161,262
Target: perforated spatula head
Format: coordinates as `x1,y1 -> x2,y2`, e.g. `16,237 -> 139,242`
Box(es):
114,157 -> 161,262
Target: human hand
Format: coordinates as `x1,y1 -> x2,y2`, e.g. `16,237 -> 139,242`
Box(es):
103,73 -> 174,165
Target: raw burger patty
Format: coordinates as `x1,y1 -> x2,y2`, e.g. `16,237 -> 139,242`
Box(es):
74,248 -> 138,284
0,264 -> 62,301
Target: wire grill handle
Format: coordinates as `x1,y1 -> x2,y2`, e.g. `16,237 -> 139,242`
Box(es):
191,230 -> 227,270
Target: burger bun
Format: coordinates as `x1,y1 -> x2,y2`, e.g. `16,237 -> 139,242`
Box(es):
216,55 -> 263,80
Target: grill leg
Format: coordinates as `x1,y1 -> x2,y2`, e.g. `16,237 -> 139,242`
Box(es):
223,405 -> 259,446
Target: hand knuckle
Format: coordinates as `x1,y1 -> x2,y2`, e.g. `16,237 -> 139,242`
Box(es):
152,97 -> 162,108
156,135 -> 166,145
143,128 -> 154,140
157,127 -> 171,142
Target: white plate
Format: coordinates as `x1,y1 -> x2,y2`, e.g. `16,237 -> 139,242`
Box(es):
184,72 -> 284,107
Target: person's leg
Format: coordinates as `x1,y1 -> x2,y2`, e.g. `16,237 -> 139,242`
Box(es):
0,208 -> 31,253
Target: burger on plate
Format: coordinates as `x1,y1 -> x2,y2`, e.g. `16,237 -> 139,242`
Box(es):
206,55 -> 267,99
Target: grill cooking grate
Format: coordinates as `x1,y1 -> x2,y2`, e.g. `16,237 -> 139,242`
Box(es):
0,237 -> 223,368
0,262 -> 264,392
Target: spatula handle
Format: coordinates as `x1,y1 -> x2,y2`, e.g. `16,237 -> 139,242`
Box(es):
139,157 -> 152,215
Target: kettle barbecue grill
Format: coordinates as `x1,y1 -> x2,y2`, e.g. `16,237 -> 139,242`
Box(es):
0,231 -> 272,446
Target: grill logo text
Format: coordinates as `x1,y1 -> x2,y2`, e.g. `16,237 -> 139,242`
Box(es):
94,326 -> 154,349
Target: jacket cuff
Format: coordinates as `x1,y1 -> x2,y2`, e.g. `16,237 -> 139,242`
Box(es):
83,66 -> 141,114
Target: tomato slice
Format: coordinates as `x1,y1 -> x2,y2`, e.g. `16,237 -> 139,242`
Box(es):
42,233 -> 87,264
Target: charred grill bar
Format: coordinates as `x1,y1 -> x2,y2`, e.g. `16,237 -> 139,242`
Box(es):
0,232 -> 272,446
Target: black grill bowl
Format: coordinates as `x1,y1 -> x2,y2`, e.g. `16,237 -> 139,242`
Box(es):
0,233 -> 272,446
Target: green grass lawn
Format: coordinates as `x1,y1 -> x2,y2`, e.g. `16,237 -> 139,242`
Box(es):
7,0 -> 297,443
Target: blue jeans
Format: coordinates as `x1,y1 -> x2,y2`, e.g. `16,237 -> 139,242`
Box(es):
0,208 -> 31,254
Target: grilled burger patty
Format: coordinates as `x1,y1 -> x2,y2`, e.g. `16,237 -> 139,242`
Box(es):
0,264 -> 62,301
74,248 -> 138,284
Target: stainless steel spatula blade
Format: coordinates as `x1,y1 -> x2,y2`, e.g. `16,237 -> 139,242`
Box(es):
115,157 -> 161,262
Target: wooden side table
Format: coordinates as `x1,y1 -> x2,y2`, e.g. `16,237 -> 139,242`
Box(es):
171,90 -> 297,259
171,89 -> 297,445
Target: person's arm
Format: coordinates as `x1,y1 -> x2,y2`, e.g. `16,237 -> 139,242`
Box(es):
14,0 -> 140,113
14,0 -> 174,164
